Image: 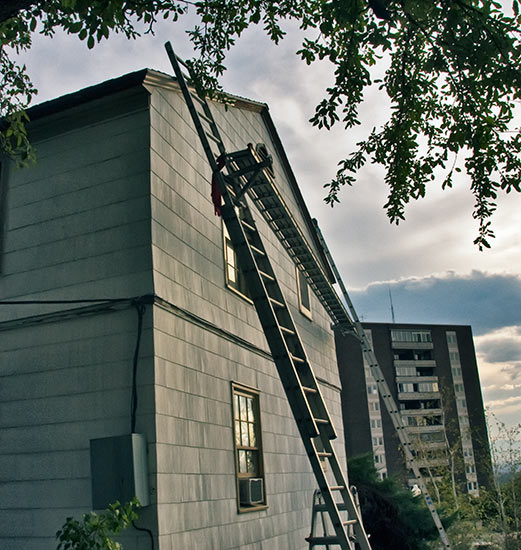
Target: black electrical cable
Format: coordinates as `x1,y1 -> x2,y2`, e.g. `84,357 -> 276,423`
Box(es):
0,298 -> 129,305
130,302 -> 146,434
132,520 -> 155,550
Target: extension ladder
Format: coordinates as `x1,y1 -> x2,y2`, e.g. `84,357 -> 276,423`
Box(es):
165,41 -> 371,550
312,220 -> 451,550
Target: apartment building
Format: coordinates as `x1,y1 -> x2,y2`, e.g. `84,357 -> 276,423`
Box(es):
336,323 -> 493,494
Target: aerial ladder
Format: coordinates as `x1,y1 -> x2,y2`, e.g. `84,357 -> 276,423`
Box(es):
312,220 -> 451,550
165,42 -> 371,550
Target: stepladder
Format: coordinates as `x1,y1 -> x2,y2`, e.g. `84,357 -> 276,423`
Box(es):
164,41 -> 372,550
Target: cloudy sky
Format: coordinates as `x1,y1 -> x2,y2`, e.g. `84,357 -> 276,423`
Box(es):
14,12 -> 521,428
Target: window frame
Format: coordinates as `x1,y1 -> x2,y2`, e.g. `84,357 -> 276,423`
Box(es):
296,267 -> 312,319
222,221 -> 252,303
231,382 -> 267,512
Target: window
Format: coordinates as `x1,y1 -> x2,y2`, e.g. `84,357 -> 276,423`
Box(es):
449,351 -> 460,362
371,419 -> 382,429
223,223 -> 251,300
419,431 -> 445,443
418,382 -> 439,393
391,330 -> 432,343
447,332 -> 458,344
395,366 -> 417,377
296,268 -> 312,319
232,383 -> 266,511
367,384 -> 378,394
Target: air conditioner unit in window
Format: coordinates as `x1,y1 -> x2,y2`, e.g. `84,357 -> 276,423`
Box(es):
239,478 -> 264,505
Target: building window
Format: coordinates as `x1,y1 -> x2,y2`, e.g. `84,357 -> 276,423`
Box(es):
447,332 -> 458,344
296,268 -> 312,319
223,222 -> 251,300
391,330 -> 432,343
232,383 -> 266,511
367,384 -> 378,394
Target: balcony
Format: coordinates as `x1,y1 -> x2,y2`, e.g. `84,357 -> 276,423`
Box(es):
392,341 -> 433,350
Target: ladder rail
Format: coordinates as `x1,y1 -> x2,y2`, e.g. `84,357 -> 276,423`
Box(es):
313,219 -> 452,550
165,41 -> 371,550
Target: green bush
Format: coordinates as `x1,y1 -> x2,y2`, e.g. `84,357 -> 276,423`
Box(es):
56,498 -> 140,550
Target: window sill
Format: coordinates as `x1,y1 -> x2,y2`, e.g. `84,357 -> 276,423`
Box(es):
226,283 -> 254,305
237,503 -> 268,514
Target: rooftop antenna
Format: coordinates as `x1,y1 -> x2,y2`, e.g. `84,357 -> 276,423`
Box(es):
388,285 -> 396,324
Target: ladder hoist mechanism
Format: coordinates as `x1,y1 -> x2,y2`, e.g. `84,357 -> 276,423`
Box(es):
312,220 -> 452,550
165,41 -> 370,550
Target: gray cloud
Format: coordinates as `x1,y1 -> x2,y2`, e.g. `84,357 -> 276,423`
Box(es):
349,271 -> 521,335
478,337 -> 521,364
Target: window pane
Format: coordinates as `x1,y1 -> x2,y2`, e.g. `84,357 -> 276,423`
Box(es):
299,271 -> 311,311
241,421 -> 249,446
246,397 -> 254,422
239,450 -> 247,473
239,396 -> 247,421
235,420 -> 241,445
234,395 -> 240,419
246,451 -> 257,473
249,423 -> 256,447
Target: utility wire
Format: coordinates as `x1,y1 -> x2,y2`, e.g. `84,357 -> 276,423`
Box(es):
0,298 -> 133,305
130,301 -> 146,434
132,520 -> 155,550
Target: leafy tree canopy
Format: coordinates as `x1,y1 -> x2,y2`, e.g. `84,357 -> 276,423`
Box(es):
2,0 -> 521,247
348,454 -> 439,550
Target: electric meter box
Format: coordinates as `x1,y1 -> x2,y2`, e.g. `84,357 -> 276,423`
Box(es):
90,433 -> 149,509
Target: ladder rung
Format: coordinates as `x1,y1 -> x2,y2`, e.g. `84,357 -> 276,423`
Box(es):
280,325 -> 296,336
250,244 -> 265,256
303,386 -> 318,394
330,485 -> 345,491
189,90 -> 207,106
344,519 -> 358,526
196,109 -> 214,126
313,503 -> 347,512
290,354 -> 306,364
314,418 -> 330,425
317,451 -> 332,458
306,536 -> 340,546
259,270 -> 275,281
268,297 -> 284,308
226,184 -> 237,197
206,131 -> 222,144
241,219 -> 256,232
